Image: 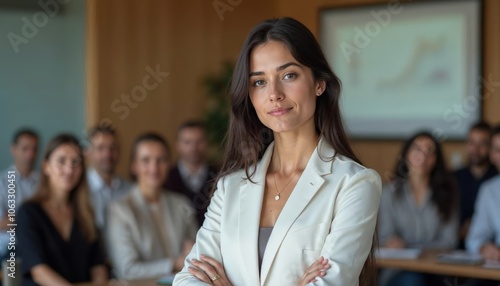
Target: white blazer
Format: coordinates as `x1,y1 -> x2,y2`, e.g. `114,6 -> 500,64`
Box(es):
173,139 -> 382,286
107,186 -> 198,279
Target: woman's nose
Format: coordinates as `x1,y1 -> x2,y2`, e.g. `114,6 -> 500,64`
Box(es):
268,81 -> 284,101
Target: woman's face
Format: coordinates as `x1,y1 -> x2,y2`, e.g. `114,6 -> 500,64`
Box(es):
248,40 -> 325,134
406,136 -> 437,176
43,144 -> 83,194
132,141 -> 169,189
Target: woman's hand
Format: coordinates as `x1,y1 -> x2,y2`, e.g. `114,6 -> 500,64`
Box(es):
188,255 -> 232,285
298,256 -> 331,286
480,243 -> 500,260
383,236 -> 406,249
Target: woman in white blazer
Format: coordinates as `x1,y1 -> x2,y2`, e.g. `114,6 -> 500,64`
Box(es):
107,133 -> 198,280
173,17 -> 381,286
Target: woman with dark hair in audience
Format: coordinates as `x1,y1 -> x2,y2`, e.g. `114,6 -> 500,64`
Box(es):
106,133 -> 198,280
17,134 -> 108,286
174,17 -> 382,286
378,131 -> 459,286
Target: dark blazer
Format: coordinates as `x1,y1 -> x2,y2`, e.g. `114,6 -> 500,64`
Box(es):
164,164 -> 218,226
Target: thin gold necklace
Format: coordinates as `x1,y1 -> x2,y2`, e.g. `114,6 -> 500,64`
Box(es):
273,172 -> 298,201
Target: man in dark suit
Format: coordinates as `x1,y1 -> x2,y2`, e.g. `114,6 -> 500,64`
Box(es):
164,121 -> 218,226
454,122 -> 498,249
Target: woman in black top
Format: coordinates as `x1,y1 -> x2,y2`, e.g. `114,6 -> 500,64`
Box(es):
17,134 -> 107,286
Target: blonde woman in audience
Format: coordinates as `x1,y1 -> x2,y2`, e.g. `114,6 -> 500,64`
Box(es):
17,134 -> 108,286
107,133 -> 197,280
378,131 -> 459,286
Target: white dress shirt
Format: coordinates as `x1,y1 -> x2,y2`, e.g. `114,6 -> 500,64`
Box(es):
178,161 -> 209,193
86,168 -> 131,229
466,175 -> 500,254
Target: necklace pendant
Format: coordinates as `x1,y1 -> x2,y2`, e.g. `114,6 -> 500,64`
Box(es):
274,194 -> 280,201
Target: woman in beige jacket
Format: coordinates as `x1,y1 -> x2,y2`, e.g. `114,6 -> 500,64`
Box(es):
107,133 -> 198,280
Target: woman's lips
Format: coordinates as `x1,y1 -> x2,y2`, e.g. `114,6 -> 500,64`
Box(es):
269,107 -> 292,116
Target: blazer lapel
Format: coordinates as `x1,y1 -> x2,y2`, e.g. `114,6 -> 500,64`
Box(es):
238,142 -> 274,286
260,138 -> 335,284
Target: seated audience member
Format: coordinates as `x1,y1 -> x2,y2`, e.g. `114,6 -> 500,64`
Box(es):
85,125 -> 131,230
107,133 -> 197,280
17,134 -> 108,286
164,121 -> 217,226
0,129 -> 39,259
378,131 -> 459,286
455,122 -> 498,248
467,126 -> 500,260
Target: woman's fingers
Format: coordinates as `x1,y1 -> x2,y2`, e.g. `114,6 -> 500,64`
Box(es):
200,255 -> 226,277
190,255 -> 231,285
301,257 -> 330,284
188,266 -> 211,284
191,258 -> 217,277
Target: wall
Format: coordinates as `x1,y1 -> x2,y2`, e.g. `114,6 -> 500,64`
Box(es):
0,0 -> 85,169
86,0 -> 277,177
86,0 -> 500,179
275,0 -> 500,179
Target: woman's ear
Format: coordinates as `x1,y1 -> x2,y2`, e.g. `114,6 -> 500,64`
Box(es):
316,80 -> 326,96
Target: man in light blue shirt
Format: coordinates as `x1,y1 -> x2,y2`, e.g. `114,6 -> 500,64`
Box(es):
0,129 -> 39,258
467,126 -> 500,261
86,126 -> 131,230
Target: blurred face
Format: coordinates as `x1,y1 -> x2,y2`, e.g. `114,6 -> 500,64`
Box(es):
11,135 -> 38,172
132,141 -> 170,189
43,144 -> 83,194
88,133 -> 119,174
177,127 -> 208,165
490,134 -> 500,171
406,136 -> 437,177
248,41 -> 325,134
466,129 -> 490,166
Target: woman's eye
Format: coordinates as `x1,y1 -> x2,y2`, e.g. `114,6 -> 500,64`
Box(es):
283,73 -> 296,80
252,80 -> 265,87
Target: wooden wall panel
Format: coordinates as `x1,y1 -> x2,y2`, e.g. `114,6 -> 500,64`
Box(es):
87,0 -> 499,179
86,0 -> 275,177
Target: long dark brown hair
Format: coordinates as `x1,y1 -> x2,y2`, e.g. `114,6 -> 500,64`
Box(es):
28,134 -> 97,242
216,17 -> 376,286
392,131 -> 457,222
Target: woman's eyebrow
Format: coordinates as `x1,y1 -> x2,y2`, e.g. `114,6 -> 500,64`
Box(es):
249,62 -> 301,77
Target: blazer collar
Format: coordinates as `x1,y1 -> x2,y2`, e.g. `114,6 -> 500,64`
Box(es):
238,138 -> 336,285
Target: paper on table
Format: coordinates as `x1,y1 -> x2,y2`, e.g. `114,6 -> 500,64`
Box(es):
436,251 -> 484,265
375,248 -> 422,259
483,260 -> 500,269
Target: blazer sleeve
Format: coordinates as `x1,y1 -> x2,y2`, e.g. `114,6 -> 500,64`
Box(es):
466,184 -> 495,254
106,202 -> 173,280
173,177 -> 226,286
315,169 -> 382,286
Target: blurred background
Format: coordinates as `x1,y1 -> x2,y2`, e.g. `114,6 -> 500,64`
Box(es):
1,0 -> 499,181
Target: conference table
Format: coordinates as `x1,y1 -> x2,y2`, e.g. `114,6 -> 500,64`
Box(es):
377,250 -> 500,281
74,252 -> 500,285
75,278 -> 161,286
